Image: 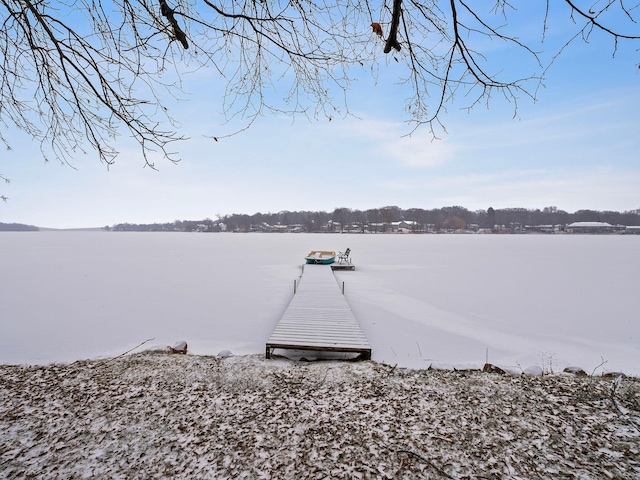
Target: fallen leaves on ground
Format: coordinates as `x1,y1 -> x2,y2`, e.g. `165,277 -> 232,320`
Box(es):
1,353 -> 639,479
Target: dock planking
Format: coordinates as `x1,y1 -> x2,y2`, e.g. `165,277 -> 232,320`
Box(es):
266,264 -> 371,360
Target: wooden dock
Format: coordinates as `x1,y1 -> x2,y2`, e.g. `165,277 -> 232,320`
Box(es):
331,263 -> 355,271
266,264 -> 371,360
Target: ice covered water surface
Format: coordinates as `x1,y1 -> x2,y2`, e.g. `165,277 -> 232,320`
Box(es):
0,232 -> 638,375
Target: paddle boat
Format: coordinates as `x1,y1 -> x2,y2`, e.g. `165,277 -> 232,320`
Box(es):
304,250 -> 336,264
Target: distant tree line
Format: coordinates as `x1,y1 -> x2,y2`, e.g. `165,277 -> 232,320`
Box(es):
108,206 -> 640,233
0,222 -> 39,231
108,219 -> 217,232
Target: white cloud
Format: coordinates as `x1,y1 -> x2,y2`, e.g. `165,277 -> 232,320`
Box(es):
381,133 -> 457,168
337,118 -> 458,168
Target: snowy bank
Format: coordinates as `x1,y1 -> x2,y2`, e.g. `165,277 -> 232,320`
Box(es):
2,353 -> 639,479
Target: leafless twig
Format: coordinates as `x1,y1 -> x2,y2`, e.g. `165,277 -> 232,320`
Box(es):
396,449 -> 455,479
101,338 -> 156,365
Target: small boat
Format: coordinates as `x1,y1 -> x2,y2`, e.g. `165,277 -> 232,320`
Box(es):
305,250 -> 336,265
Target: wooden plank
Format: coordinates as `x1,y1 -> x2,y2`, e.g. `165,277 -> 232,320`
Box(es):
266,264 -> 371,360
268,331 -> 369,343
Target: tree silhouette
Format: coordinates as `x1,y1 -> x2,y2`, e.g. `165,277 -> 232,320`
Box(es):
1,0 -> 638,173
487,207 -> 496,231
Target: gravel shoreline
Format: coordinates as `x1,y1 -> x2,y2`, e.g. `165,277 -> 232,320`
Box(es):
2,353 -> 639,479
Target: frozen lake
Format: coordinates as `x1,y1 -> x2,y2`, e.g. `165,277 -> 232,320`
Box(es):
1,232 -> 638,375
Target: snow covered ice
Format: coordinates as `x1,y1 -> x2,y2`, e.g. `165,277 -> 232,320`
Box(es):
1,232 -> 638,375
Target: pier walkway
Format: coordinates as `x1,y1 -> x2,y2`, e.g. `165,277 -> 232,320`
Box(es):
266,265 -> 371,360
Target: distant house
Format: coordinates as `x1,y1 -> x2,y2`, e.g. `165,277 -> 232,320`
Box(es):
343,223 -> 363,233
565,222 -> 615,234
367,222 -> 385,233
398,220 -> 419,232
385,221 -> 420,233
524,224 -> 562,233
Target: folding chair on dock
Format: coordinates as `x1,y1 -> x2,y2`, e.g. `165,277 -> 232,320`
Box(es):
337,248 -> 351,264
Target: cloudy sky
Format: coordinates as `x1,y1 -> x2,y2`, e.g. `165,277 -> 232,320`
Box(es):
1,2 -> 639,228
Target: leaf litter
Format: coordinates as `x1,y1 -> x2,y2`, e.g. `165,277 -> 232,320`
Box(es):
1,352 -> 639,479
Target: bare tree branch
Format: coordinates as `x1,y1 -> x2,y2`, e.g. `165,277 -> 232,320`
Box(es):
384,0 -> 402,53
0,0 -> 638,178
160,0 -> 189,49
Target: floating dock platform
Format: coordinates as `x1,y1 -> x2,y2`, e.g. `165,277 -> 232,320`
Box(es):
266,264 -> 370,360
331,263 -> 355,271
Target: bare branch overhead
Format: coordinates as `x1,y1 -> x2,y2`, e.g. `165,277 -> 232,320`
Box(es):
0,0 -> 638,168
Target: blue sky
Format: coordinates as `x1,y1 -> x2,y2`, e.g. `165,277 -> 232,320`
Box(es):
1,3 -> 639,228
